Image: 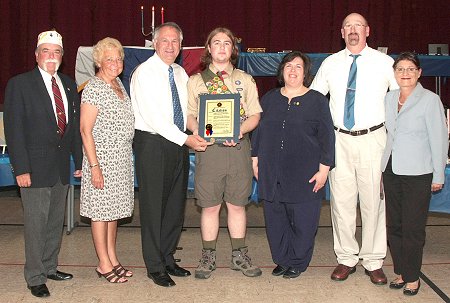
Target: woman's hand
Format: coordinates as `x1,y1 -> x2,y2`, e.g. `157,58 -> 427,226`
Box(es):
431,183 -> 443,192
90,167 -> 104,189
309,164 -> 330,193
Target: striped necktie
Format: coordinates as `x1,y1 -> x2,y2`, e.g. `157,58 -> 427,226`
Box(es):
168,66 -> 184,131
52,76 -> 66,137
343,54 -> 360,130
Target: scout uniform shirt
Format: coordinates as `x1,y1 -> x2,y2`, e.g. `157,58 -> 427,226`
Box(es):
187,63 -> 262,122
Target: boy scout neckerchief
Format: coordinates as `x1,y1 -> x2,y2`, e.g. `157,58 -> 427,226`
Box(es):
200,68 -> 232,94
200,67 -> 248,123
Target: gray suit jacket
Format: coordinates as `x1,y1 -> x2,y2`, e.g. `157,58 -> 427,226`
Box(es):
381,83 -> 448,184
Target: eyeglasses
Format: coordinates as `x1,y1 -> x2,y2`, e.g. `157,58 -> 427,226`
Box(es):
343,23 -> 366,29
394,67 -> 418,73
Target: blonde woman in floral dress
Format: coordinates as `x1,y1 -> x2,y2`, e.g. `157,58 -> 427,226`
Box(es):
80,37 -> 134,283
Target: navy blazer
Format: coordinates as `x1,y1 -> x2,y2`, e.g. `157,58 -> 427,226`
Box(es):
381,83 -> 448,184
252,88 -> 335,203
4,67 -> 82,187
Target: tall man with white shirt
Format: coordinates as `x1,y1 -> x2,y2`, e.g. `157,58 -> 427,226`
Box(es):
311,13 -> 398,285
131,22 -> 209,288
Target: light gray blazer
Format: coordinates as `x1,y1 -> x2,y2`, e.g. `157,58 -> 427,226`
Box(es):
381,83 -> 448,184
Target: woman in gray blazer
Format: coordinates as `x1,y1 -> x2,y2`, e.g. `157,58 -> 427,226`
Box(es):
381,52 -> 448,296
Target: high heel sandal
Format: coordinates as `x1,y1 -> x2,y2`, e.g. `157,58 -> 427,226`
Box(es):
95,269 -> 128,283
113,263 -> 133,277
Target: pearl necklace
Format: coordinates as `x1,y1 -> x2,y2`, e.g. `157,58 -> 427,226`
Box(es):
398,98 -> 405,106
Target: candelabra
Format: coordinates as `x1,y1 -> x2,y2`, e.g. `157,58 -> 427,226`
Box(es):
141,6 -> 155,37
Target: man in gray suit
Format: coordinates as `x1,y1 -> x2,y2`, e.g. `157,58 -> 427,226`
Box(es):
4,30 -> 82,298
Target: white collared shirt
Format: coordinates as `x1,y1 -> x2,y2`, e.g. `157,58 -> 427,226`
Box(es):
311,45 -> 398,130
38,67 -> 69,124
131,53 -> 189,146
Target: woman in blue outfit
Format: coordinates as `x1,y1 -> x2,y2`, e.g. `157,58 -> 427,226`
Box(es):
381,52 -> 447,296
251,51 -> 335,279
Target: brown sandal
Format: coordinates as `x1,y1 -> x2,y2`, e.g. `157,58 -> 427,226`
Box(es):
95,268 -> 128,283
113,263 -> 133,277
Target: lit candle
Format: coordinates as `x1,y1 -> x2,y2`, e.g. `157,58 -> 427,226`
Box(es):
151,6 -> 155,29
141,6 -> 144,29
161,7 -> 164,24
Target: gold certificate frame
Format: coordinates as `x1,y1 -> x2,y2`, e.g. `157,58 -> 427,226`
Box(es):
198,93 -> 240,144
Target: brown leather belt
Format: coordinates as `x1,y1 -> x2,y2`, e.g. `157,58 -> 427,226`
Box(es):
334,123 -> 384,136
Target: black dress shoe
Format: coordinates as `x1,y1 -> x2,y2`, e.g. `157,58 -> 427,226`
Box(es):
272,265 -> 289,276
166,263 -> 191,277
28,284 -> 50,297
282,267 -> 301,279
148,271 -> 176,287
47,270 -> 73,281
403,280 -> 420,296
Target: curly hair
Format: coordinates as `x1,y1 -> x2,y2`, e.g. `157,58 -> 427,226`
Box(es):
92,37 -> 124,68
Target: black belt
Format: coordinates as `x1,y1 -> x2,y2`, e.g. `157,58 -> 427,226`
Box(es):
334,123 -> 384,136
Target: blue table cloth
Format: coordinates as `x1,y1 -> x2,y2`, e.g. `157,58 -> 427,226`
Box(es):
0,154 -> 15,186
429,165 -> 450,213
91,50 -> 450,97
237,53 -> 450,77
2,153 -> 450,214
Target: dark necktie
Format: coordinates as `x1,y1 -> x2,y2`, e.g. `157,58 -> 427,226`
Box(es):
168,66 -> 184,131
52,76 -> 66,137
344,54 -> 360,130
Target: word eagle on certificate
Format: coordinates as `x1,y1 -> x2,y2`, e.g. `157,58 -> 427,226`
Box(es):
198,93 -> 240,144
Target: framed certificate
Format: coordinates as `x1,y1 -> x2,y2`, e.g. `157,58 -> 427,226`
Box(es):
198,93 -> 240,144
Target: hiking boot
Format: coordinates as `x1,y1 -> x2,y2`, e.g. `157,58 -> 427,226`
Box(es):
230,246 -> 262,277
195,249 -> 216,279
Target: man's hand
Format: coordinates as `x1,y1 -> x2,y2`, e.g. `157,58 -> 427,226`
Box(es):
185,135 -> 212,151
73,170 -> 82,178
16,173 -> 31,187
223,139 -> 238,147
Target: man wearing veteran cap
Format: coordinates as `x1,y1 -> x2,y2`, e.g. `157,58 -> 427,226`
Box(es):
4,30 -> 82,298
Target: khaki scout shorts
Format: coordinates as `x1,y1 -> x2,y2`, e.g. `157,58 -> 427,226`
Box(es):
194,137 -> 253,208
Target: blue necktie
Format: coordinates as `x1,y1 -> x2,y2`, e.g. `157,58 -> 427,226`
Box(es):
168,66 -> 184,131
344,54 -> 360,130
